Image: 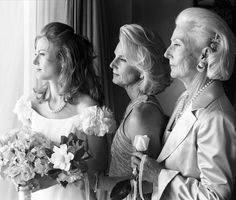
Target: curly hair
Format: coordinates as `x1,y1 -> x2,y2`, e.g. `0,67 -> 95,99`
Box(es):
176,7 -> 236,81
119,24 -> 171,95
34,22 -> 103,105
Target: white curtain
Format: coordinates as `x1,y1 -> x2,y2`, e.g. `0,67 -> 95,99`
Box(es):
0,0 -> 67,199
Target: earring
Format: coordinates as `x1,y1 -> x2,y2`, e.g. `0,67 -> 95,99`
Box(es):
197,61 -> 206,73
140,74 -> 144,80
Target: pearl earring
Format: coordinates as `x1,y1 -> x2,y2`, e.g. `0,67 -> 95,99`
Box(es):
197,61 -> 206,73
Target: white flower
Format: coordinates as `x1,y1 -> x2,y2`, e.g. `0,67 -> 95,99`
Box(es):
80,106 -> 116,136
133,135 -> 150,152
57,170 -> 84,183
20,163 -> 35,182
0,127 -> 52,185
13,96 -> 32,126
34,158 -> 49,175
4,165 -> 21,178
50,144 -> 74,171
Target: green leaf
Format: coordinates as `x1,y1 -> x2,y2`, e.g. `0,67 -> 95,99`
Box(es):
74,148 -> 85,161
61,136 -> 68,144
45,148 -> 53,157
47,169 -> 62,179
71,161 -> 88,173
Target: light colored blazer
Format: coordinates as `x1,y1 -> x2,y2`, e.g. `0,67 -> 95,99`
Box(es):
152,81 -> 236,200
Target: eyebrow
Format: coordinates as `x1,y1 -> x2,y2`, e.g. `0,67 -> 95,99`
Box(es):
35,49 -> 48,53
171,38 -> 183,43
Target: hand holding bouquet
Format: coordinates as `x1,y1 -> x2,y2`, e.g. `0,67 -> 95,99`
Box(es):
0,127 -> 53,200
45,132 -> 91,187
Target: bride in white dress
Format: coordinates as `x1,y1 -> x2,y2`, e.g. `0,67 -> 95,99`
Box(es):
14,22 -> 116,200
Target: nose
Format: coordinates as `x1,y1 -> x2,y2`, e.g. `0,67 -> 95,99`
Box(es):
109,57 -> 117,69
164,46 -> 172,59
33,54 -> 39,65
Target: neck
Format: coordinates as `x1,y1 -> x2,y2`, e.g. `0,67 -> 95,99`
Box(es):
125,85 -> 143,101
183,73 -> 208,100
48,81 -> 63,103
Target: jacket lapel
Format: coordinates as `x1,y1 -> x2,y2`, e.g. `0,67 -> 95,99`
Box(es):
157,81 -> 223,163
158,106 -> 196,162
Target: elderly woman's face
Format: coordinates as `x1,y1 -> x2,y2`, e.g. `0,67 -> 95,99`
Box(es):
164,26 -> 199,83
109,41 -> 141,88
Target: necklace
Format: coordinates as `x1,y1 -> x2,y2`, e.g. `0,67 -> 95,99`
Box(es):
48,99 -> 67,113
175,79 -> 214,122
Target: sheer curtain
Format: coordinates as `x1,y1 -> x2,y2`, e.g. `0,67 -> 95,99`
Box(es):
0,2 -> 25,199
0,0 -> 67,199
66,0 -> 114,110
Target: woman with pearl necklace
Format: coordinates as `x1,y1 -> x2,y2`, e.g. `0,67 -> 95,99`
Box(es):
131,7 -> 236,200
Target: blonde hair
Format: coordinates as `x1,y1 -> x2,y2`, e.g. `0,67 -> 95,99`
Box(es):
119,24 -> 171,95
176,7 -> 236,81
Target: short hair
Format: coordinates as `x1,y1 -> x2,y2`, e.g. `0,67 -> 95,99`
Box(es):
34,22 -> 103,105
176,7 -> 236,81
119,24 -> 171,95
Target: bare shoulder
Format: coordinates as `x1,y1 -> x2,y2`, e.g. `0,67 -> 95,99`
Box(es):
75,94 -> 99,109
124,101 -> 166,141
130,102 -> 164,123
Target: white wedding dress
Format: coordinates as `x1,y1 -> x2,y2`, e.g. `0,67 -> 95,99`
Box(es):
13,96 -> 116,200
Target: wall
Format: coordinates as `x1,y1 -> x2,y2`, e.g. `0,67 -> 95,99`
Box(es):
105,0 -> 193,121
104,0 -> 133,122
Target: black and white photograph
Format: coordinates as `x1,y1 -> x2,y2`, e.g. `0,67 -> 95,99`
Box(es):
0,0 -> 236,200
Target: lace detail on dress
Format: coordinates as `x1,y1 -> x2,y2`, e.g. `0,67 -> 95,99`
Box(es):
13,96 -> 116,137
13,96 -> 33,127
75,106 -> 116,137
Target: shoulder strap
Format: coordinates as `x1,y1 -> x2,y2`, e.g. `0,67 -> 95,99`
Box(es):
122,95 -> 163,128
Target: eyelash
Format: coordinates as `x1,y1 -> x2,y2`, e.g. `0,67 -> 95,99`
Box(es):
35,53 -> 45,56
173,43 -> 180,46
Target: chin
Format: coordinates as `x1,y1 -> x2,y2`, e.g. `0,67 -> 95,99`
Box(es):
36,74 -> 49,81
112,79 -> 123,88
170,72 -> 176,78
112,77 -> 119,84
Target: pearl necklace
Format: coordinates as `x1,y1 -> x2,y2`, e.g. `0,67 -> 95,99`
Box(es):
175,79 -> 214,122
48,100 -> 67,113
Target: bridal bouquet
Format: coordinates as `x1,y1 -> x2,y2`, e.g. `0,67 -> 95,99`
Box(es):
0,127 -> 53,200
45,132 -> 91,187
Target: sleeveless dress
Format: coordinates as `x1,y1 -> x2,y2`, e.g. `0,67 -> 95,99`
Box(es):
13,96 -> 116,200
109,95 -> 163,199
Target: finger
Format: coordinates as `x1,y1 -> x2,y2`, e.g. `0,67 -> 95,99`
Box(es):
18,185 -> 31,192
31,180 -> 40,192
25,180 -> 40,193
132,151 -> 143,158
131,155 -> 141,166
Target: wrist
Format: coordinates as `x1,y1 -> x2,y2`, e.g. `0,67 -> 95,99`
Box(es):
151,165 -> 162,184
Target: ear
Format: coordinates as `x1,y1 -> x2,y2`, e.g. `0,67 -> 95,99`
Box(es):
200,47 -> 211,61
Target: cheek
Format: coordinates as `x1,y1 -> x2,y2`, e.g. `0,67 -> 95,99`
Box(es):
123,68 -> 140,83
40,61 -> 61,78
